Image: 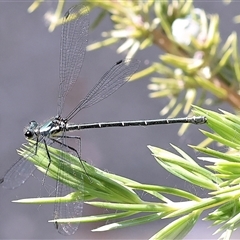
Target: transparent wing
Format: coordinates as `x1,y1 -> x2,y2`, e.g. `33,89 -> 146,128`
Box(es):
54,182 -> 83,235
66,59 -> 140,121
53,139 -> 83,236
57,4 -> 89,117
1,137 -> 54,189
54,6 -> 89,231
1,156 -> 36,189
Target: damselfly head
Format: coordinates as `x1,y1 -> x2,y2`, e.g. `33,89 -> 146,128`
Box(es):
24,120 -> 38,139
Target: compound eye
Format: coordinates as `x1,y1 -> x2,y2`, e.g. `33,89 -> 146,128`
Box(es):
24,130 -> 34,139
29,120 -> 38,128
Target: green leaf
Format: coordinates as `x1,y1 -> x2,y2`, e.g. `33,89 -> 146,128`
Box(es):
150,211 -> 201,240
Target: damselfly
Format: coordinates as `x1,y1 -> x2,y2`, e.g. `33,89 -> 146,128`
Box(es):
1,4 -> 206,236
